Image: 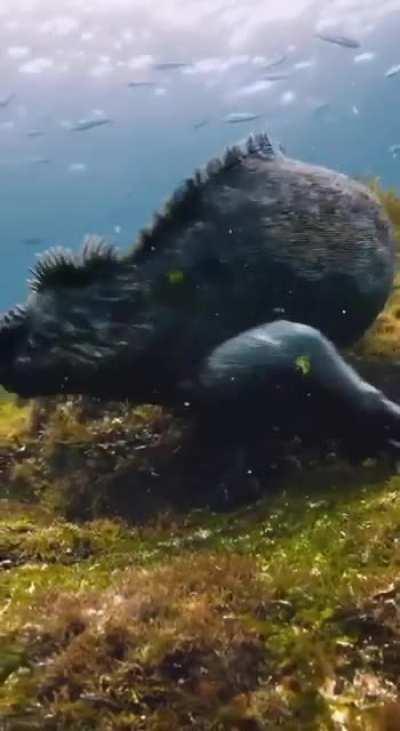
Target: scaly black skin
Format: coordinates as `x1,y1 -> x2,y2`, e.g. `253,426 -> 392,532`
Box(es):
0,132 -> 399,455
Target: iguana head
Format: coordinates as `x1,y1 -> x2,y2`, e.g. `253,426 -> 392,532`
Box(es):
0,237 -> 153,399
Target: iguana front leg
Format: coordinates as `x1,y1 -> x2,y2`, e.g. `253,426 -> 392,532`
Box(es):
185,320 -> 400,457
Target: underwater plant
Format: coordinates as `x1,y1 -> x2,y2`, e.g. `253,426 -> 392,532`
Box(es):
368,178 -> 400,246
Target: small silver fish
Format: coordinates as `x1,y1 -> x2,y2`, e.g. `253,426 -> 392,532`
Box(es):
27,130 -> 44,138
22,237 -> 44,247
262,72 -> 291,81
313,102 -> 331,116
127,81 -> 156,88
262,53 -> 287,71
0,94 -> 15,108
389,144 -> 400,159
70,118 -> 113,132
153,62 -> 191,71
316,32 -> 360,49
29,157 -> 50,165
385,64 -> 400,78
223,112 -> 262,124
193,119 -> 209,130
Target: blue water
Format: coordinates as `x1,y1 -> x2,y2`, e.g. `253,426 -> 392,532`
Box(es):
0,0 -> 400,310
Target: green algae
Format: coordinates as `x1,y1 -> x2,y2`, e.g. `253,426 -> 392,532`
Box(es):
0,467 -> 400,728
295,354 -> 312,376
0,401 -> 400,726
368,178 -> 400,246
354,179 -> 400,362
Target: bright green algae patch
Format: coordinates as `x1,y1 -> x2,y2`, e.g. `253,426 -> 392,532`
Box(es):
1,468 -> 400,728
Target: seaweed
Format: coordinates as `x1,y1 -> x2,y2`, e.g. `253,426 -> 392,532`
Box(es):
352,179 -> 400,361
368,178 -> 400,245
2,470 -> 400,728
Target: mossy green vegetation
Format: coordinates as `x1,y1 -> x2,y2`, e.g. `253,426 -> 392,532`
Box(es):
355,180 -> 400,361
2,470 -> 400,728
354,270 -> 400,361
0,182 -> 400,728
1,415 -> 400,727
368,179 -> 400,246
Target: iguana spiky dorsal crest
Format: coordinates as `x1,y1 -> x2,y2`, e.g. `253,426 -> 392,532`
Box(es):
28,132 -> 276,286
0,304 -> 26,332
133,132 -> 276,259
28,235 -> 119,293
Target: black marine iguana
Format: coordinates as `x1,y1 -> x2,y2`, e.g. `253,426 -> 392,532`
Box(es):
1,132 -> 400,453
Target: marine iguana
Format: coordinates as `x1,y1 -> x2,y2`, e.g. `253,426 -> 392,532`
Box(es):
1,131 -> 400,453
